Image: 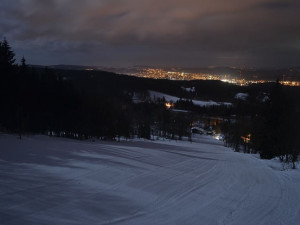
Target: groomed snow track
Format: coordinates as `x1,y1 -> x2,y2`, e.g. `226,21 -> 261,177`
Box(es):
0,135 -> 299,225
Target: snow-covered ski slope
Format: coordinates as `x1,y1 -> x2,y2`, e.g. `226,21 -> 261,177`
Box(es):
1,134 -> 300,225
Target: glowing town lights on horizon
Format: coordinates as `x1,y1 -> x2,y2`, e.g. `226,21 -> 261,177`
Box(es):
132,68 -> 300,87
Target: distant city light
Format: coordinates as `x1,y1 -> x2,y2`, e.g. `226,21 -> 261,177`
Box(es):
130,68 -> 300,87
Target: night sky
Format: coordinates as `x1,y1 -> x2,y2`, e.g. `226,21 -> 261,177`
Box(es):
1,0 -> 299,68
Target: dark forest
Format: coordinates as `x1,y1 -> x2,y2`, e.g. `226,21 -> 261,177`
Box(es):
1,39 -> 299,168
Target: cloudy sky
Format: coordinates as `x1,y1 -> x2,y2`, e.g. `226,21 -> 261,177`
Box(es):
1,0 -> 299,68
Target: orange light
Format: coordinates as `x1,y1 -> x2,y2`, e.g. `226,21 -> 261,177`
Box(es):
165,102 -> 173,109
241,133 -> 251,143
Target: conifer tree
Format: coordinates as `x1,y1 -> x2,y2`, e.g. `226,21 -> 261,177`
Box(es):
21,56 -> 26,69
0,38 -> 16,71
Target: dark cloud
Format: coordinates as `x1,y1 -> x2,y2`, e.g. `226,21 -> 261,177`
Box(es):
1,0 -> 299,67
257,1 -> 294,9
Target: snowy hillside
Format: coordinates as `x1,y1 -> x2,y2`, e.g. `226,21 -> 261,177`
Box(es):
149,90 -> 232,107
235,92 -> 248,100
0,134 -> 299,225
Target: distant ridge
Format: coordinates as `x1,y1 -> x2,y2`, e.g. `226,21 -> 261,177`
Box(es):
30,64 -> 300,81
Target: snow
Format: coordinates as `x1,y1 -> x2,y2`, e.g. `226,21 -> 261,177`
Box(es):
1,134 -> 300,225
149,90 -> 232,107
132,92 -> 144,103
182,87 -> 196,92
171,109 -> 190,113
262,95 -> 270,102
235,93 -> 248,100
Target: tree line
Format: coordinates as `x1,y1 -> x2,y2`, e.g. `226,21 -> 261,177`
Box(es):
1,38 -> 299,168
0,39 -> 194,141
221,82 -> 300,169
